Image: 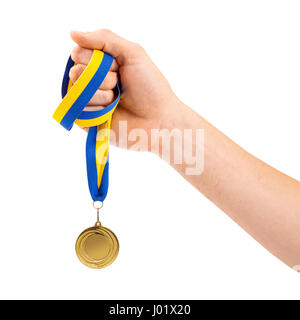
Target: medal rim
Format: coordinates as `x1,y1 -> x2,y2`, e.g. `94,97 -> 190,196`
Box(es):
75,224 -> 119,269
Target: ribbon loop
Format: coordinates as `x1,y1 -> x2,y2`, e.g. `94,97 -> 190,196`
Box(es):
53,50 -> 120,201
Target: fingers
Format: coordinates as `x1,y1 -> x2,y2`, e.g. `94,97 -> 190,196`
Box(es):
71,46 -> 118,71
70,29 -> 145,65
69,63 -> 116,106
87,90 -> 114,106
69,64 -> 118,90
84,105 -> 105,111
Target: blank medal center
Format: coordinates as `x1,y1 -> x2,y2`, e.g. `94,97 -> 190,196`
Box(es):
84,234 -> 110,260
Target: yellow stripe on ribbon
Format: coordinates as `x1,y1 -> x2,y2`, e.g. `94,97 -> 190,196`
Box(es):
74,106 -> 117,128
53,50 -> 104,123
96,120 -> 111,188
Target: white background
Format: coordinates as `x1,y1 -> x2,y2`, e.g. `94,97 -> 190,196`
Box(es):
0,0 -> 299,299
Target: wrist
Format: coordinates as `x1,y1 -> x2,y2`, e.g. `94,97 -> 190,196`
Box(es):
159,96 -> 187,131
150,97 -> 205,178
149,97 -> 191,156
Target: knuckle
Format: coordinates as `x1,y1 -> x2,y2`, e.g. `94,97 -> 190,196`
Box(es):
68,66 -> 76,79
69,65 -> 83,79
111,72 -> 118,85
98,28 -> 112,37
103,72 -> 117,89
71,46 -> 80,61
132,42 -> 145,54
107,90 -> 114,103
101,90 -> 114,104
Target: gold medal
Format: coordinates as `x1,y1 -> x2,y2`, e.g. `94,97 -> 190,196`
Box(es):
75,202 -> 119,269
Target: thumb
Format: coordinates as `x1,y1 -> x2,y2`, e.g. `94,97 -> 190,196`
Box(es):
70,29 -> 142,65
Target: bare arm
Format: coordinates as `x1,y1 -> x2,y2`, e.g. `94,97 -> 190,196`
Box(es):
164,100 -> 300,268
70,29 -> 300,269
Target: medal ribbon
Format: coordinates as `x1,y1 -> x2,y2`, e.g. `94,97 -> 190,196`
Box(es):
53,50 -> 120,202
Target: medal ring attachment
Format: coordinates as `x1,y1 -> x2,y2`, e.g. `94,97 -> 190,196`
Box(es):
93,201 -> 103,210
93,201 -> 103,226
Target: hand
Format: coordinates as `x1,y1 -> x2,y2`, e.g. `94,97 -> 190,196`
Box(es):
70,29 -> 180,151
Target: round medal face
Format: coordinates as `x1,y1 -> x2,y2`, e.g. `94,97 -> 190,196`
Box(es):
75,223 -> 119,269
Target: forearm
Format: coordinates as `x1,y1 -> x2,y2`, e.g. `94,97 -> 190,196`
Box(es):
160,100 -> 300,268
